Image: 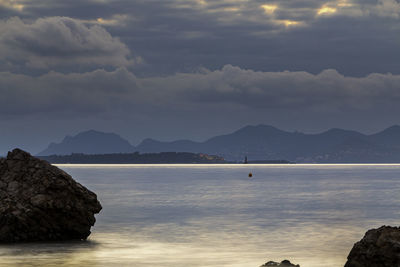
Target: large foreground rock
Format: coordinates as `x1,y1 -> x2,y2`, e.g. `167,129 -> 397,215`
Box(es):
0,149 -> 102,242
260,260 -> 300,267
345,226 -> 400,267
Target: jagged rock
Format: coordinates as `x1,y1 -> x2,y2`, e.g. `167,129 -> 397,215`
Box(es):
0,148 -> 102,242
345,225 -> 400,267
260,260 -> 300,267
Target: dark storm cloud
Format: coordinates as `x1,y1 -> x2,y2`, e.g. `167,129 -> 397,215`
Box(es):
141,65 -> 400,113
0,67 -> 138,114
3,0 -> 400,75
1,65 -> 400,117
0,16 -> 135,70
0,4 -> 399,115
114,0 -> 400,76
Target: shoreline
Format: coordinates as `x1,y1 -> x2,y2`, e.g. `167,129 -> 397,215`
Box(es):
54,163 -> 400,166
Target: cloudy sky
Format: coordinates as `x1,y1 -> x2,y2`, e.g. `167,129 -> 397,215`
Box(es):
1,0 -> 400,154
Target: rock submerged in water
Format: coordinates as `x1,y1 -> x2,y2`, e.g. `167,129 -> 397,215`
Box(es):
345,225 -> 400,267
260,260 -> 300,267
0,148 -> 102,242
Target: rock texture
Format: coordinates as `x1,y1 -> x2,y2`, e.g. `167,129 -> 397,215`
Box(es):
260,260 -> 300,267
0,149 -> 102,242
345,226 -> 400,267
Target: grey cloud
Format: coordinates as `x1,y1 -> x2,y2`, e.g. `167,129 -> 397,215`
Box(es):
4,1 -> 400,76
0,16 -> 134,70
141,65 -> 400,112
0,67 -> 138,115
113,0 -> 400,76
2,65 -> 400,117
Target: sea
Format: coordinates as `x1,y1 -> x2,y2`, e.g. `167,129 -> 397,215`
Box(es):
1,164 -> 400,267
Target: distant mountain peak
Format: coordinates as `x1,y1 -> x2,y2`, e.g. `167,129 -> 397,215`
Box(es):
75,129 -> 118,137
322,128 -> 363,135
249,124 -> 279,129
139,138 -> 160,145
62,135 -> 73,141
38,130 -> 135,156
234,124 -> 284,134
326,128 -> 344,132
381,125 -> 400,132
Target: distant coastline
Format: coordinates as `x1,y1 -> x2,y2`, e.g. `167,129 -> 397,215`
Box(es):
37,152 -> 291,164
38,152 -> 225,164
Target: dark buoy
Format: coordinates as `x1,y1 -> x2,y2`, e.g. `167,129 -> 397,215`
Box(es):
248,172 -> 253,178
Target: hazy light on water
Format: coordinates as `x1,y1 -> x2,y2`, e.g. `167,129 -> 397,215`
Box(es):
2,164 -> 400,267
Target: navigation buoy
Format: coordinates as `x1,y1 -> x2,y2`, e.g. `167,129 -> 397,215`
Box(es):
248,172 -> 253,178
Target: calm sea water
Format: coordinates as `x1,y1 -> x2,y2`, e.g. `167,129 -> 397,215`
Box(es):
1,164 -> 400,267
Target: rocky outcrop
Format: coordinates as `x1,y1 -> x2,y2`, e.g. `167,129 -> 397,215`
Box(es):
345,226 -> 400,267
0,148 -> 102,242
260,260 -> 300,267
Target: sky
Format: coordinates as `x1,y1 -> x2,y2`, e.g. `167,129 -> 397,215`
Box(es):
1,0 -> 400,154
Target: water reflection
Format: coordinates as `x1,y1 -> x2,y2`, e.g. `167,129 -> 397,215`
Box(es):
1,165 -> 400,267
0,240 -> 98,266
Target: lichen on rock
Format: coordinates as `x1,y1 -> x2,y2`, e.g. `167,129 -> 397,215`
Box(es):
0,148 -> 102,242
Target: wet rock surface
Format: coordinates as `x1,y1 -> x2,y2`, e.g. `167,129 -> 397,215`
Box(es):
260,260 -> 300,267
345,225 -> 400,267
0,149 -> 102,242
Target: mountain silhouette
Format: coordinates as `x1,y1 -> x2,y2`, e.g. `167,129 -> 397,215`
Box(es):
37,130 -> 135,156
136,125 -> 400,162
38,125 -> 400,162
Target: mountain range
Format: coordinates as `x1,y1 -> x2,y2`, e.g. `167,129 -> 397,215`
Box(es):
37,125 -> 400,163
